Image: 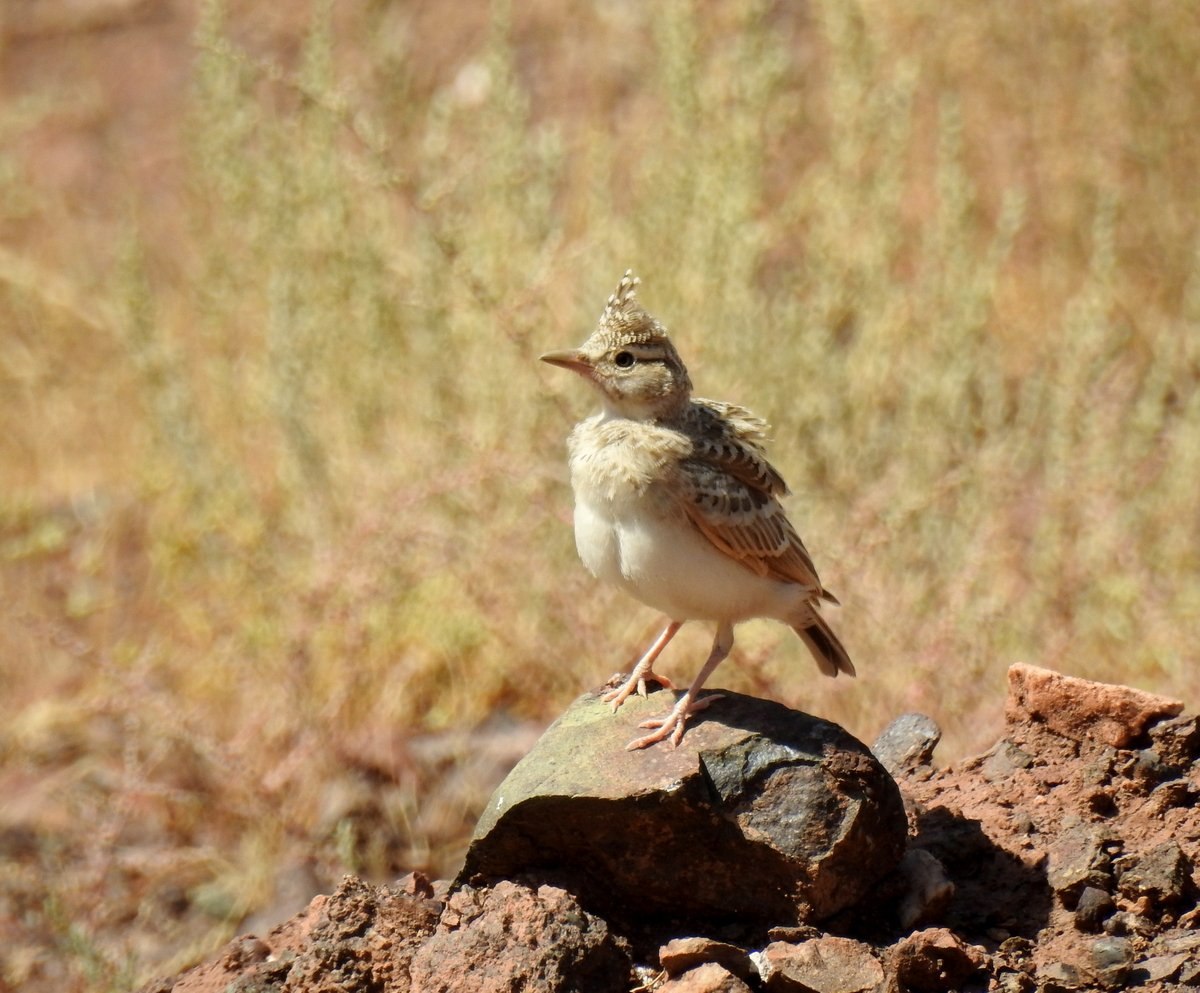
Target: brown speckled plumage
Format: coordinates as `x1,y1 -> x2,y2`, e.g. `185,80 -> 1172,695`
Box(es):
540,270 -> 853,749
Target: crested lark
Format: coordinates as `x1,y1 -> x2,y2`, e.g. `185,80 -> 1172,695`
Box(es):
541,270 -> 854,750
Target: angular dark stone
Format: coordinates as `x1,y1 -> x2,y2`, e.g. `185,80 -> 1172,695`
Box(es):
981,741 -> 1034,782
1147,714 -> 1200,771
1113,841 -> 1189,907
871,713 -> 942,776
1046,824 -> 1116,905
457,689 -> 907,929
1105,911 -> 1156,937
1073,887 -> 1115,932
1132,748 -> 1169,783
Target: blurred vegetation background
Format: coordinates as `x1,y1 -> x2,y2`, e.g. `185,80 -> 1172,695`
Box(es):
2,0 -> 1198,988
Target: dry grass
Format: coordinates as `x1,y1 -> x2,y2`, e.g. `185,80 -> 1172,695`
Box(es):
2,1 -> 1199,988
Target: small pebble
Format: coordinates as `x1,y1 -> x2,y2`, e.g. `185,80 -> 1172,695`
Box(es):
1010,810 -> 1035,835
1094,935 -> 1128,988
1103,911 -> 1156,937
872,713 -> 943,776
1038,960 -> 1082,991
994,970 -> 1035,993
1074,887 -> 1115,932
1090,936 -> 1130,969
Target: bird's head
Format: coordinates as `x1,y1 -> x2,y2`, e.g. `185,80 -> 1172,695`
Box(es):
540,270 -> 692,421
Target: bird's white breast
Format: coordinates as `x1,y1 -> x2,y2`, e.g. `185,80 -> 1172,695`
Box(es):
566,414 -> 799,623
567,414 -> 679,589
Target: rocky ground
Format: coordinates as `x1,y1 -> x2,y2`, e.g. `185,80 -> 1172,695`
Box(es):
142,664 -> 1200,993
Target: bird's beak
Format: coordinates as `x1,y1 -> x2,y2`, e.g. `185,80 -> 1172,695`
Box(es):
539,349 -> 594,378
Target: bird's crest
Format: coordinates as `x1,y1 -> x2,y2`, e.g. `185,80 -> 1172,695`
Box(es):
598,269 -> 670,347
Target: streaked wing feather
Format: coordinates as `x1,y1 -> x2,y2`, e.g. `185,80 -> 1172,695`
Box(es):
675,458 -> 824,590
687,399 -> 789,496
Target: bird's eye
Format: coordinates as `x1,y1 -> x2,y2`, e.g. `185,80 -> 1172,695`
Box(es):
614,351 -> 636,368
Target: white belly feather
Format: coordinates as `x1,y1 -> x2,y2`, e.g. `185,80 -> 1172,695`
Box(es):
570,441 -> 800,624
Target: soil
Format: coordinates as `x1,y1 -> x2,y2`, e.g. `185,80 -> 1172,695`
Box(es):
892,665 -> 1200,990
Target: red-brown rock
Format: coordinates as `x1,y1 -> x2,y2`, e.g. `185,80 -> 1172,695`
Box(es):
1005,663 -> 1183,748
139,875 -> 439,993
660,936 -> 755,981
408,880 -> 628,993
659,962 -> 755,993
892,928 -> 987,992
757,936 -> 884,992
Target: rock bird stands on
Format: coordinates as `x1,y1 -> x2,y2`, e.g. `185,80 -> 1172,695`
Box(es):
540,271 -> 854,749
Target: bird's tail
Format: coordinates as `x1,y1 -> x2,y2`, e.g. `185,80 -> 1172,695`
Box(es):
792,612 -> 856,678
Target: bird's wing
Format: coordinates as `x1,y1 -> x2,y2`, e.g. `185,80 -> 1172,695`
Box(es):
672,452 -> 831,596
686,399 -> 790,496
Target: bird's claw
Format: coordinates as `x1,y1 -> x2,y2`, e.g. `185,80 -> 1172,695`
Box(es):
602,668 -> 675,711
637,672 -> 675,696
625,692 -> 723,750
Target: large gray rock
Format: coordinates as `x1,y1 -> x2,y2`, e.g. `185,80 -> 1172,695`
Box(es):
457,688 -> 906,929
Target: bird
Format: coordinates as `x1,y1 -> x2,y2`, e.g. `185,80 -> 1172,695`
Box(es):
539,270 -> 854,750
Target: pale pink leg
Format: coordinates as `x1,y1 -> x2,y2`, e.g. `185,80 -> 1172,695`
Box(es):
627,621 -> 734,750
602,620 -> 683,711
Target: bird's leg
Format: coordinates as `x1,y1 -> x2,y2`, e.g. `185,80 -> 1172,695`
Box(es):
602,620 -> 683,711
627,622 -> 734,750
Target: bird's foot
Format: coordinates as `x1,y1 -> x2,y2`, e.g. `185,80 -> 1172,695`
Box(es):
625,692 -> 723,750
602,669 -> 676,711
